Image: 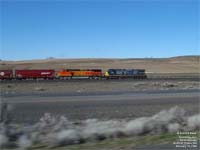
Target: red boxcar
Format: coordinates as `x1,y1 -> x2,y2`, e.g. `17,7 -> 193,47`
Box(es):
0,70 -> 13,80
15,70 -> 55,79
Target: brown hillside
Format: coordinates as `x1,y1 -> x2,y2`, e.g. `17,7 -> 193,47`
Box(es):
0,56 -> 199,73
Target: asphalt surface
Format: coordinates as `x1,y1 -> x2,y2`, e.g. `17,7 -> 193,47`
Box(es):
2,89 -> 199,124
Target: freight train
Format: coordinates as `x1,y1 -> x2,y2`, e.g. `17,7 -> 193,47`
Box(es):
0,69 -> 147,80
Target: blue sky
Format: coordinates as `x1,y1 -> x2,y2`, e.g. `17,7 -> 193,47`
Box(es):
0,0 -> 199,60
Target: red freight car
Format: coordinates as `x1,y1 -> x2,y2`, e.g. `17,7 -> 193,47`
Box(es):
0,70 -> 13,80
15,70 -> 55,79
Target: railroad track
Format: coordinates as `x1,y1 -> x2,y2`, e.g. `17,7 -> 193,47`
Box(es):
0,76 -> 199,83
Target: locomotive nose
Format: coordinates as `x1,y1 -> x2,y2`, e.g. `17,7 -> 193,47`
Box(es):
105,71 -> 109,77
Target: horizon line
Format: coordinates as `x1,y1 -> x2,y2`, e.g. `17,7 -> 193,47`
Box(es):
1,55 -> 199,62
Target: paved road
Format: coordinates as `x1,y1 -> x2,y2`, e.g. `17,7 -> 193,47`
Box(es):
2,89 -> 199,124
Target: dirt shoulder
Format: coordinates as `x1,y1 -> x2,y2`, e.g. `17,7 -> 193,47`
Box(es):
1,79 -> 199,96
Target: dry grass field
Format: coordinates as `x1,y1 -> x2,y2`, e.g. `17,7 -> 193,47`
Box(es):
1,56 -> 199,73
